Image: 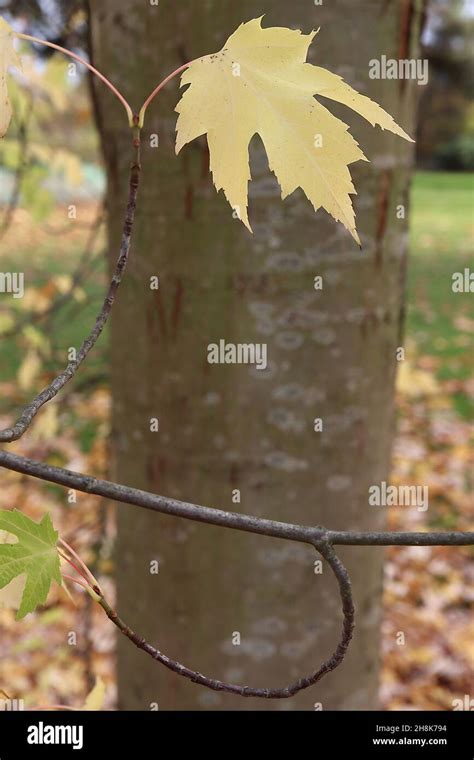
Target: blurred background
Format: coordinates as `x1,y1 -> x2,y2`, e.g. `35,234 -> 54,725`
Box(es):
0,0 -> 472,710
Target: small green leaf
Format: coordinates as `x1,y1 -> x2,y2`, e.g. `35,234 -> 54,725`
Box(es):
0,509 -> 61,619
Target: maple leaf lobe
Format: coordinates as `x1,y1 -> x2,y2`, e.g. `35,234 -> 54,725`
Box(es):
175,17 -> 413,243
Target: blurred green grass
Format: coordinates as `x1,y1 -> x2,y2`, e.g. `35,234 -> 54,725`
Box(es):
0,221 -> 107,386
407,171 -> 473,418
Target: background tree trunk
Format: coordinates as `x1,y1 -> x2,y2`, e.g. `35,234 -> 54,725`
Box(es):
88,0 -> 420,709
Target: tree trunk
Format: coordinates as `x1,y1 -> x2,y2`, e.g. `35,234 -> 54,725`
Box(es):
88,0 -> 420,710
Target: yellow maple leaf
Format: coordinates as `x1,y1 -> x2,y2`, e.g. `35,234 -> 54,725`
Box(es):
0,17 -> 21,138
176,17 -> 413,243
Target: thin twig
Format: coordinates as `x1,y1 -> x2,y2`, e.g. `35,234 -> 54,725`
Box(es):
0,135 -> 141,442
62,573 -> 91,592
138,61 -> 194,127
0,450 -> 472,548
96,541 -> 354,698
59,549 -> 91,584
16,33 -> 134,125
60,537 -> 102,591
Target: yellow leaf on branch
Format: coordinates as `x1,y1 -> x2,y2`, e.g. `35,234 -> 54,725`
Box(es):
176,17 -> 413,243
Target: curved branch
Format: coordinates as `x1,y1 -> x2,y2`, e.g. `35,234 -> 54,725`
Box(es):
16,33 -> 134,126
138,61 -> 194,127
0,450 -> 472,548
0,136 -> 141,443
96,541 -> 354,698
0,449 -> 471,699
